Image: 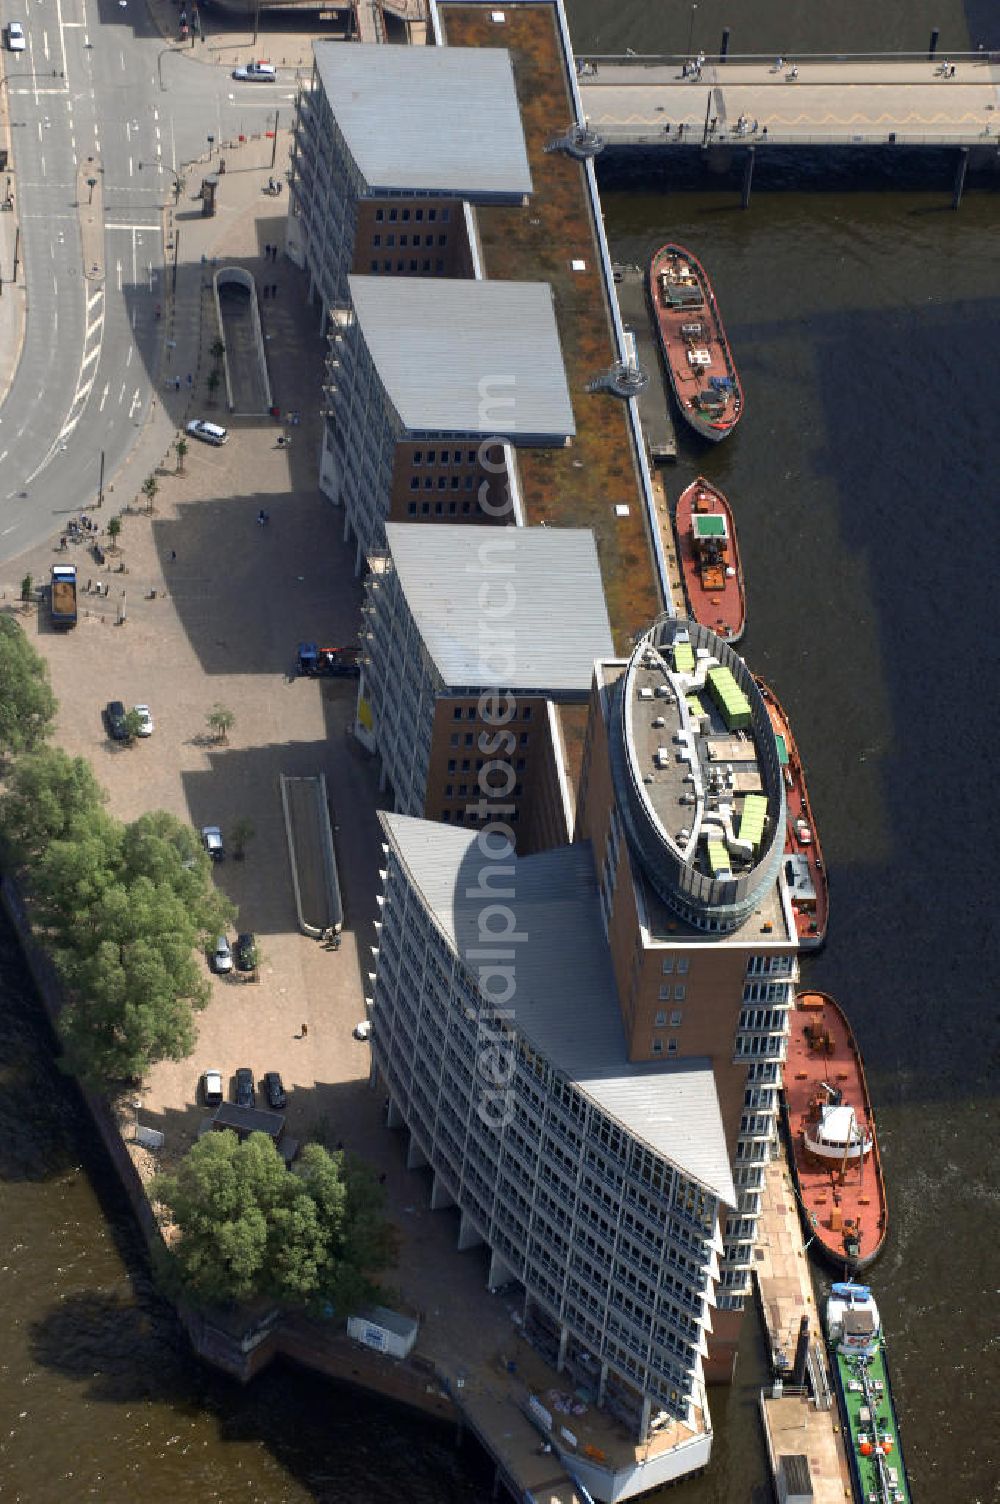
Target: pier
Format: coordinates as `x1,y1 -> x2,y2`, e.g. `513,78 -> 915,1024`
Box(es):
611,263 -> 677,464
579,54 -> 1000,152
754,1149 -> 853,1504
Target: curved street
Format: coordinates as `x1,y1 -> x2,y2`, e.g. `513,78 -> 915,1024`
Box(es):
0,0 -> 302,564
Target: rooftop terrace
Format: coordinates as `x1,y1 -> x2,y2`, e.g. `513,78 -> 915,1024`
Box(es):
438,2 -> 662,649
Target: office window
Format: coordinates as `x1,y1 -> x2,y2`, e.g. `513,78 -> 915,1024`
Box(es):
420,502 -> 429,514
523,706 -> 533,720
402,208 -> 410,221
422,259 -> 431,272
415,208 -> 424,221
387,234 -> 396,247
453,707 -> 463,719
410,259 -> 418,272
659,985 -> 672,1001
437,234 -> 447,246
652,1038 -> 663,1055
389,208 -> 397,222
399,234 -> 407,247
674,985 -> 686,1002
447,759 -> 456,772
677,958 -> 689,974
370,260 -> 378,273
448,501 -> 457,513
667,1038 -> 679,1054
435,259 -> 444,273
413,450 -> 423,463
428,208 -> 437,221
661,957 -> 675,974
383,260 -> 391,272
445,784 -> 453,797
409,477 -> 419,490
407,502 -> 417,515
464,733 -> 473,747
424,234 -> 434,247
670,1010 -> 683,1027
375,209 -> 384,222
441,208 -> 450,222
434,501 -> 443,514
655,1010 -> 667,1026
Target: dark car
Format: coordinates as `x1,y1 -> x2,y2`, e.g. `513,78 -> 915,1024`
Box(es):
234,932 -> 257,972
105,700 -> 128,740
263,1071 -> 286,1111
234,1067 -> 255,1108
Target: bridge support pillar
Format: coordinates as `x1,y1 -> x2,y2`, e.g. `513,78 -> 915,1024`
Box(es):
741,147 -> 755,209
719,27 -> 731,62
952,147 -> 969,210
928,28 -> 940,61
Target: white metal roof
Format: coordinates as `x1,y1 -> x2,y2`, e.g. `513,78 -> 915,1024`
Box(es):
313,43 -> 532,197
348,277 -> 575,439
382,814 -> 736,1206
384,525 -> 612,693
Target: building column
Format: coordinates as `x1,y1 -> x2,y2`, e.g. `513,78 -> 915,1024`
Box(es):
457,1213 -> 483,1251
597,1361 -> 608,1407
406,1136 -> 428,1170
430,1174 -> 455,1211
385,1096 -> 404,1129
557,1326 -> 569,1373
488,1249 -> 514,1289
638,1394 -> 652,1444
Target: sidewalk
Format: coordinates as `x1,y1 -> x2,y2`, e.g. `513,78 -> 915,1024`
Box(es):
0,50 -> 26,408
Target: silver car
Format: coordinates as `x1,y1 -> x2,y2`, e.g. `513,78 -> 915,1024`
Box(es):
212,936 -> 233,974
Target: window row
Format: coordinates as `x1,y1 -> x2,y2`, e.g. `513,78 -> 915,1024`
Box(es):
369,259 -> 446,275
374,205 -> 451,223
372,233 -> 448,248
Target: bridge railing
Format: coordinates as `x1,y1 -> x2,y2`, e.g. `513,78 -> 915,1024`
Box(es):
593,126 -> 999,149
576,49 -> 998,66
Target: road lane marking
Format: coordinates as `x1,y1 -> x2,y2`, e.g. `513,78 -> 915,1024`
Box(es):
98,382 -> 109,412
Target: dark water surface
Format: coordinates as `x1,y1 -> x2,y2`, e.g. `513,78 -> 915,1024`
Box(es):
2,4 -> 998,1500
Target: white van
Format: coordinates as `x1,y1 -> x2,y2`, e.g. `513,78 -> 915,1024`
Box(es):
187,419 -> 229,446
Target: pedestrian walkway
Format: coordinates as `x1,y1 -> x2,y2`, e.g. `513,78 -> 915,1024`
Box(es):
579,56 -> 1000,147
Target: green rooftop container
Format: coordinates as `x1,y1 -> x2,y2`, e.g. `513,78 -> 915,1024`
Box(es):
674,641 -> 695,674
707,666 -> 751,730
708,838 -> 731,876
738,793 -> 768,854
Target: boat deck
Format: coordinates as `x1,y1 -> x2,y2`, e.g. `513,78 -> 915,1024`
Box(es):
833,1343 -> 913,1504
758,680 -> 828,948
650,244 -> 742,440
784,993 -> 886,1269
674,478 -> 744,639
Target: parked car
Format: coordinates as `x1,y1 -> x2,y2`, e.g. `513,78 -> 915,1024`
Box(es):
133,704 -> 154,737
234,1067 -> 255,1107
263,1071 -> 286,1110
212,935 -> 233,974
234,932 -> 257,972
201,825 -> 224,861
105,700 -> 128,741
232,61 -> 276,82
6,21 -> 26,51
353,1020 -> 372,1041
203,1068 -> 223,1107
186,418 -> 228,446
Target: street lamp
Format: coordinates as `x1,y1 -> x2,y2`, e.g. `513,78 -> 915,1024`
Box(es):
131,1098 -> 142,1139
207,133 -> 215,161
87,175 -> 97,204
686,3 -> 698,58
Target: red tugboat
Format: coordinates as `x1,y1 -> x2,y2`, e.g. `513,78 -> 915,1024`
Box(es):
674,477 -> 745,641
784,991 -> 888,1271
649,242 -> 743,442
755,678 -> 828,950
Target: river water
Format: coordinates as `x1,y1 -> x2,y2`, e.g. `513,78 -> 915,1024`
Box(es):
2,3 -> 997,1501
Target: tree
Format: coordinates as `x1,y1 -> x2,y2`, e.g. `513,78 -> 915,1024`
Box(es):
174,436 -> 188,475
205,369 -> 221,403
0,617 -> 57,760
230,817 -> 254,861
210,338 -> 226,364
31,808 -> 234,1090
141,475 -> 159,514
0,747 -> 107,870
122,707 -> 145,744
153,1133 -> 395,1312
20,573 -> 33,611
107,515 -> 123,551
207,704 -> 234,743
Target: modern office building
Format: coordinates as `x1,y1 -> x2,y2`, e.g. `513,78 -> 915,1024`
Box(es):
288,42 -> 531,310
357,524 -> 613,849
371,812 -> 732,1496
575,616 -> 798,1374
324,276 -> 575,569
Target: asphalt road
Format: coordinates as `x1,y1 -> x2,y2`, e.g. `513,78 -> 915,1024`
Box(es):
0,0 -> 299,564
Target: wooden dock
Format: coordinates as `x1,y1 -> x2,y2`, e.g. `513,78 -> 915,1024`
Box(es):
611,263 -> 677,463
754,1149 -> 854,1504
579,56 -> 1000,150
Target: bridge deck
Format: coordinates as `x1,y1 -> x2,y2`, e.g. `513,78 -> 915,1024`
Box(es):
579,59 -> 1000,148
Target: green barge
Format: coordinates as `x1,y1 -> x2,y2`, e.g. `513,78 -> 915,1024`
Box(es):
826,1283 -> 912,1504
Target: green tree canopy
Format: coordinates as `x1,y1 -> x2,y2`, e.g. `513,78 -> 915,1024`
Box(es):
154,1134 -> 396,1312
0,616 -> 57,759
27,809 -> 234,1089
0,747 -> 107,869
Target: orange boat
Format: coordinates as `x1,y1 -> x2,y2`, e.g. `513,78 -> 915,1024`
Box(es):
755,678 -> 828,950
674,477 -> 745,641
784,991 -> 888,1272
649,242 -> 743,442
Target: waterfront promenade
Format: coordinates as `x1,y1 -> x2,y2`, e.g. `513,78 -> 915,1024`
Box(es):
579,56 -> 1000,147
754,1152 -> 852,1504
